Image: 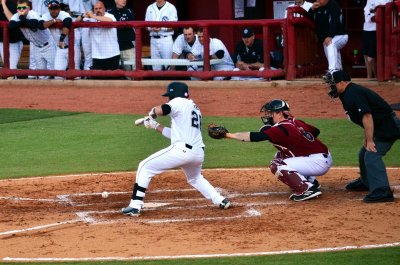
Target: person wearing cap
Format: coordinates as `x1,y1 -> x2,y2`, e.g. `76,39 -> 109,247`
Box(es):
324,70 -> 400,203
9,0 -> 56,79
122,82 -> 232,216
232,27 -> 264,80
39,0 -> 73,78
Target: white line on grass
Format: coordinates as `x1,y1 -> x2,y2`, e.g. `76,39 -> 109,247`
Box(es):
3,242 -> 400,262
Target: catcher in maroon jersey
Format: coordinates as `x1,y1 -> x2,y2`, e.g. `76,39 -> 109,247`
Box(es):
225,99 -> 333,201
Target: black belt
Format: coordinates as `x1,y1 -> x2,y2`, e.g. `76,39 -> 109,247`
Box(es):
185,144 -> 204,150
36,42 -> 48,48
60,45 -> 69,49
152,35 -> 168,39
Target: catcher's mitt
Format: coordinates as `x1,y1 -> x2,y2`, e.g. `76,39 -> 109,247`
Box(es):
208,123 -> 229,139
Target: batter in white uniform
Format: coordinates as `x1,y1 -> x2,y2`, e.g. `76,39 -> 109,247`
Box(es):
40,0 -> 72,77
145,0 -> 177,71
10,0 -> 56,78
122,82 -> 231,216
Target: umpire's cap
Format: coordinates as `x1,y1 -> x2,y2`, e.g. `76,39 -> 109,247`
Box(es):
162,82 -> 189,100
331,70 -> 351,83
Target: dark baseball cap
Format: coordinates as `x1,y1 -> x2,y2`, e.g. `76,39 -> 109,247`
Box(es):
242,27 -> 254,38
48,0 -> 61,9
332,70 -> 351,83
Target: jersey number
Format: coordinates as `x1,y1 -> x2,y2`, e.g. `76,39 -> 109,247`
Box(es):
191,111 -> 202,129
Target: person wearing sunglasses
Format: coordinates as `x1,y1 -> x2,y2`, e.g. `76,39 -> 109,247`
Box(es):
0,0 -> 24,77
39,0 -> 72,78
9,0 -> 56,79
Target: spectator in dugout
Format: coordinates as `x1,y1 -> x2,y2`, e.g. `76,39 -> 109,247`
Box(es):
82,1 -> 120,72
108,0 -> 136,71
232,27 -> 265,80
169,26 -> 202,71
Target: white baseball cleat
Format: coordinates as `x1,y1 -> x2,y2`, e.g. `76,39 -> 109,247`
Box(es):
219,198 -> 231,209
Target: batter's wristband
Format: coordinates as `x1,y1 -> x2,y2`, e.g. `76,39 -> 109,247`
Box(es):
59,33 -> 66,42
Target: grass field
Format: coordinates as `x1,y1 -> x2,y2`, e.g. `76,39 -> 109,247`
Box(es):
1,108 -> 399,264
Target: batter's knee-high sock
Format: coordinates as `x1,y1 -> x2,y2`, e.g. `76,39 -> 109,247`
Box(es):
129,183 -> 147,209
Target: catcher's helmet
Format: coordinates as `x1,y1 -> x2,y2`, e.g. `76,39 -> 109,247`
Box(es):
323,70 -> 351,98
162,82 -> 189,100
260,99 -> 290,125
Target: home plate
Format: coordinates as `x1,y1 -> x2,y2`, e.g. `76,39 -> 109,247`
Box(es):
144,202 -> 171,208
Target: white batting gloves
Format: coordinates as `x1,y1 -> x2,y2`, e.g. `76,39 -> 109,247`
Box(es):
144,117 -> 159,130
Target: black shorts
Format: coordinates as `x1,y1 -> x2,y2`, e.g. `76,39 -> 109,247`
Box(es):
362,30 -> 377,59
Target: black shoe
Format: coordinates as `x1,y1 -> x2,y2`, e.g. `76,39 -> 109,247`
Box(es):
289,185 -> 322,202
121,206 -> 140,216
312,179 -> 321,190
363,187 -> 394,203
345,178 -> 369,191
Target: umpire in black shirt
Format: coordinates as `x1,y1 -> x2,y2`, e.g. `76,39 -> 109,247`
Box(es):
109,0 -> 135,71
324,70 -> 400,203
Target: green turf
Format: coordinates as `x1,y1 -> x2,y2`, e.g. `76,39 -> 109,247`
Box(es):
0,109 -> 399,178
1,246 -> 399,264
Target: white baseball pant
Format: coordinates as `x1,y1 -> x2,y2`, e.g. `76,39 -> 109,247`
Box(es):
34,42 -> 57,79
282,153 -> 333,180
150,36 -> 173,71
324,34 -> 349,71
129,143 -> 225,210
0,41 -> 23,69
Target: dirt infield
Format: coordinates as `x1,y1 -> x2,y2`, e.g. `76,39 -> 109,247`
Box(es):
0,80 -> 399,261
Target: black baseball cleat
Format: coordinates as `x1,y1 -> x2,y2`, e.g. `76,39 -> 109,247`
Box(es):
219,198 -> 231,209
289,185 -> 322,202
312,179 -> 321,190
363,187 -> 394,203
345,178 -> 369,191
121,206 -> 140,216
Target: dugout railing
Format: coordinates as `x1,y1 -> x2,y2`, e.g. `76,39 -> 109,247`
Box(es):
0,20 -> 286,80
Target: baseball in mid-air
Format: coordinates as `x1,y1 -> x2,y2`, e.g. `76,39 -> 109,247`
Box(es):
101,191 -> 109,199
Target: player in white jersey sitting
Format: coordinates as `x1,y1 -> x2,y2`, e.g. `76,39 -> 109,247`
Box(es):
193,28 -> 234,80
170,26 -> 202,72
145,0 -> 177,71
122,82 -> 231,216
9,0 -> 56,79
39,0 -> 72,78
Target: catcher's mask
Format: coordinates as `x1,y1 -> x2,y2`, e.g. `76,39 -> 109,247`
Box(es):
323,70 -> 351,98
162,82 -> 189,100
260,99 -> 290,125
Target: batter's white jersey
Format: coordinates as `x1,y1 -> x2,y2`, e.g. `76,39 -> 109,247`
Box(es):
172,34 -> 203,58
85,13 -> 120,59
167,97 -> 205,148
145,1 -> 177,37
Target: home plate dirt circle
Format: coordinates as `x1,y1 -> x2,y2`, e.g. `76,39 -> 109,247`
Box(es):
0,167 -> 399,261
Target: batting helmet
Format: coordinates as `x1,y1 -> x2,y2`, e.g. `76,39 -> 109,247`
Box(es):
162,82 -> 189,100
260,99 -> 290,125
323,70 -> 351,98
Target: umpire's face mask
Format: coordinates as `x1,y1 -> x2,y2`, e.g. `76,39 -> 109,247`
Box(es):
328,84 -> 339,98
